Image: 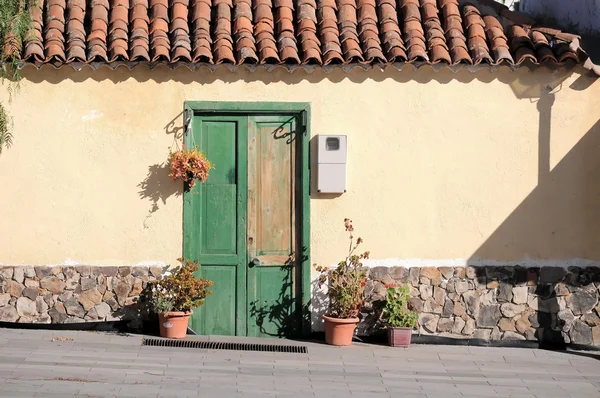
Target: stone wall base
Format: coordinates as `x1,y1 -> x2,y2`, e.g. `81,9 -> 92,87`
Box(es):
0,266 -> 160,325
3,264 -> 600,346
360,265 -> 600,346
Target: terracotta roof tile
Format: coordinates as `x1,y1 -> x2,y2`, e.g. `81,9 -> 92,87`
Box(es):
17,0 -> 597,75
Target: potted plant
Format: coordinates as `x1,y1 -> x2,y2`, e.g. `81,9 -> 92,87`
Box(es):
315,218 -> 369,346
168,146 -> 214,189
380,284 -> 418,347
150,258 -> 214,339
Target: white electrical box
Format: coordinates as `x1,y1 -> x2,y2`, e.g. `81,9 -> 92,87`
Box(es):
317,135 -> 347,193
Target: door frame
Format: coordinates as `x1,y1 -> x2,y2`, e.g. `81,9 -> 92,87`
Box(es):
182,101 -> 312,337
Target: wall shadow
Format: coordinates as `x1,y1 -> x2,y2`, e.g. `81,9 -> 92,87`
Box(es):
19,61 -> 584,86
468,114 -> 600,345
137,113 -> 185,227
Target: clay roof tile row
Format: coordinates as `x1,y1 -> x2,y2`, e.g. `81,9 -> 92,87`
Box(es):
16,0 -> 599,74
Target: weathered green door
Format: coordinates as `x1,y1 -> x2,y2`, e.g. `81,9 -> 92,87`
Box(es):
247,116 -> 297,337
184,113 -> 300,337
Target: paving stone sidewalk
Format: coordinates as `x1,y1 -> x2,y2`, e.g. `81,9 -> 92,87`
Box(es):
0,328 -> 599,397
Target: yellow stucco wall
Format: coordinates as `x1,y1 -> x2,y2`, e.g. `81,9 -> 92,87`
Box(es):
0,65 -> 598,268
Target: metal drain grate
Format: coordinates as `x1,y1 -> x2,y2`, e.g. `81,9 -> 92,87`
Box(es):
142,338 -> 308,354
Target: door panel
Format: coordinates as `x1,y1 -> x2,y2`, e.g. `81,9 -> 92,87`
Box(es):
247,116 -> 298,337
185,116 -> 247,336
184,113 -> 299,338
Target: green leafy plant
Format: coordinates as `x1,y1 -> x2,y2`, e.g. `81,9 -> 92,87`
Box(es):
149,258 -> 214,314
168,147 -> 214,189
0,0 -> 36,154
315,218 -> 369,319
381,284 -> 418,329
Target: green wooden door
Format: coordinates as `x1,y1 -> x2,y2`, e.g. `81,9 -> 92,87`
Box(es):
184,114 -> 300,337
247,116 -> 298,337
184,115 -> 248,336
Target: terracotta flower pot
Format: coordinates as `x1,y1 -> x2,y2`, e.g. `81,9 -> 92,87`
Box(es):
322,314 -> 359,346
158,311 -> 192,339
387,327 -> 413,348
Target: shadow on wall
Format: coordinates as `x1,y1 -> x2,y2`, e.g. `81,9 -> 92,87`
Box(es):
19,62 -> 584,86
137,112 -> 184,227
467,78 -> 600,346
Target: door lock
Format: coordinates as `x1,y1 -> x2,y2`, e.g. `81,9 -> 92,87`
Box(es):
250,258 -> 261,267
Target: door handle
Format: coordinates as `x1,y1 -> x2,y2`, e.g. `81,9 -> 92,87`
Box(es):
250,258 -> 260,267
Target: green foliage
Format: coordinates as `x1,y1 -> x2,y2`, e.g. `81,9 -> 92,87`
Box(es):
0,103 -> 11,154
0,0 -> 35,154
381,284 -> 419,329
149,258 -> 214,313
315,218 -> 369,319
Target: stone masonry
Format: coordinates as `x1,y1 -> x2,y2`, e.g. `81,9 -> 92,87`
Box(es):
360,265 -> 600,346
0,266 -> 160,324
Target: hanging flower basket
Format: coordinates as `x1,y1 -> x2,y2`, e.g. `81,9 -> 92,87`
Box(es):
168,147 -> 214,189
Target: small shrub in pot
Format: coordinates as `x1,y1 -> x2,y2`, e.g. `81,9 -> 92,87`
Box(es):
380,284 -> 418,347
149,258 -> 213,338
314,218 -> 369,346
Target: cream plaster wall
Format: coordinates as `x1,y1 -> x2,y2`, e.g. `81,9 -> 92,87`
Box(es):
0,66 -> 598,269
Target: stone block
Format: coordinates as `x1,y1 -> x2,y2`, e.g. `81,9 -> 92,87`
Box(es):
8,281 -> 25,297
36,296 -> 48,313
473,329 -> 491,340
498,318 -> 516,332
455,281 -> 469,294
442,299 -> 453,318
437,318 -> 453,332
419,285 -> 433,300
13,268 -> 24,284
24,279 -> 39,288
497,283 -> 513,303
95,302 -> 112,319
149,266 -> 163,278
118,266 -> 132,277
433,286 -> 446,305
512,286 -> 528,304
515,316 -> 531,334
35,267 -> 52,279
40,277 -> 65,294
0,305 -> 18,322
420,267 -> 442,285
570,320 -> 593,345
423,298 -> 443,314
557,309 -> 575,332
490,326 -> 502,340
368,266 -> 388,281
566,285 -> 598,315
452,317 -> 465,334
463,291 -> 481,315
0,267 -> 14,280
476,304 -> 501,328
0,293 -> 10,306
502,331 -> 526,341
539,267 -> 567,284
438,267 -> 454,280
420,314 -> 439,333
408,267 -> 419,286
80,277 -> 97,291
77,288 -> 103,310
64,298 -> 85,318
593,326 -> 600,345
581,312 -> 600,327
22,287 -> 39,300
462,319 -> 475,335
16,297 -> 37,317
453,301 -> 466,317
408,297 -> 423,313
500,303 -> 526,318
